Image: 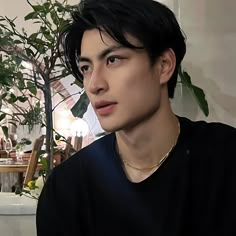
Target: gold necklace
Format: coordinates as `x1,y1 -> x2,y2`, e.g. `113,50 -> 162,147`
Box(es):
121,121 -> 180,171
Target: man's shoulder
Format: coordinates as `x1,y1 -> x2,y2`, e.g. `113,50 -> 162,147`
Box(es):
76,132 -> 115,158
179,116 -> 236,161
180,116 -> 236,142
52,133 -> 115,176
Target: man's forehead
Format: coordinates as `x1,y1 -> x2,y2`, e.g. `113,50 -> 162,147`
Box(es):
81,29 -> 142,53
80,29 -> 122,59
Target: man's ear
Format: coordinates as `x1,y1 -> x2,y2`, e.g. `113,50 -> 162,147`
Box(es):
158,48 -> 176,85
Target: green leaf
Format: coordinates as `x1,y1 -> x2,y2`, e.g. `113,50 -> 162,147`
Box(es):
32,5 -> 44,12
0,113 -> 6,121
43,31 -> 53,42
54,2 -> 65,12
178,66 -> 209,117
27,81 -> 37,96
25,139 -> 32,145
43,2 -> 50,11
18,96 -> 28,103
14,39 -> 23,44
192,85 -> 209,117
34,37 -> 45,45
24,12 -> 38,21
18,79 -> 25,90
16,71 -> 23,80
37,44 -> 46,54
1,93 -> 8,99
40,157 -> 48,172
25,48 -> 35,57
178,67 -> 192,87
71,92 -> 90,118
8,93 -> 17,103
2,126 -> 8,138
55,133 -> 63,140
60,68 -> 70,78
29,32 -> 38,41
182,71 -> 192,86
50,11 -> 59,25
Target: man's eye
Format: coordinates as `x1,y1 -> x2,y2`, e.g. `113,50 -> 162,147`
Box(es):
107,56 -> 121,65
80,65 -> 90,74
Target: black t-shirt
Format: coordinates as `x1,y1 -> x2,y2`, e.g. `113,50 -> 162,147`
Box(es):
36,117 -> 236,236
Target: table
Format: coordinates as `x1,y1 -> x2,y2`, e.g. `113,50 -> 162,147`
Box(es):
0,150 -> 31,159
0,159 -> 42,191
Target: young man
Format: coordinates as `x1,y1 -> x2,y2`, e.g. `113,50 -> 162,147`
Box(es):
36,0 -> 236,235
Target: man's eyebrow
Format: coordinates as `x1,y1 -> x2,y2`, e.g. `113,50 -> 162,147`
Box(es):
79,45 -> 125,63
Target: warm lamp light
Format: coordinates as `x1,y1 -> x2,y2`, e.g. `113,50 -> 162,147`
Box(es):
71,119 -> 89,137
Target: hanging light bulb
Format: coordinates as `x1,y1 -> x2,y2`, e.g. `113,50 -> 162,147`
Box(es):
70,119 -> 89,137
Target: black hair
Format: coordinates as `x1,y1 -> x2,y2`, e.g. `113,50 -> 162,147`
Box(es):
59,0 -> 186,98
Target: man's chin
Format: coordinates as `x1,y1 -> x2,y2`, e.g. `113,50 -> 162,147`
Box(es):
100,124 -> 123,133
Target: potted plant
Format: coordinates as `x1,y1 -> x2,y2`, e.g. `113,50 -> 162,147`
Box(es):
0,0 -> 88,174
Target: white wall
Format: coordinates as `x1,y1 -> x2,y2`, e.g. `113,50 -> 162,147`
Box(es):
157,0 -> 236,127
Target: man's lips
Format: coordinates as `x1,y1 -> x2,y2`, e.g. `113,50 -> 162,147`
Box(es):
94,101 -> 117,115
94,101 -> 117,109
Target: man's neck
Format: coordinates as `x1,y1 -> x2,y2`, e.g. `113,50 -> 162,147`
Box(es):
115,107 -> 180,182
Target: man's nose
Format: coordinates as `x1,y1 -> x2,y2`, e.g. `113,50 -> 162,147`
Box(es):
86,67 -> 108,95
